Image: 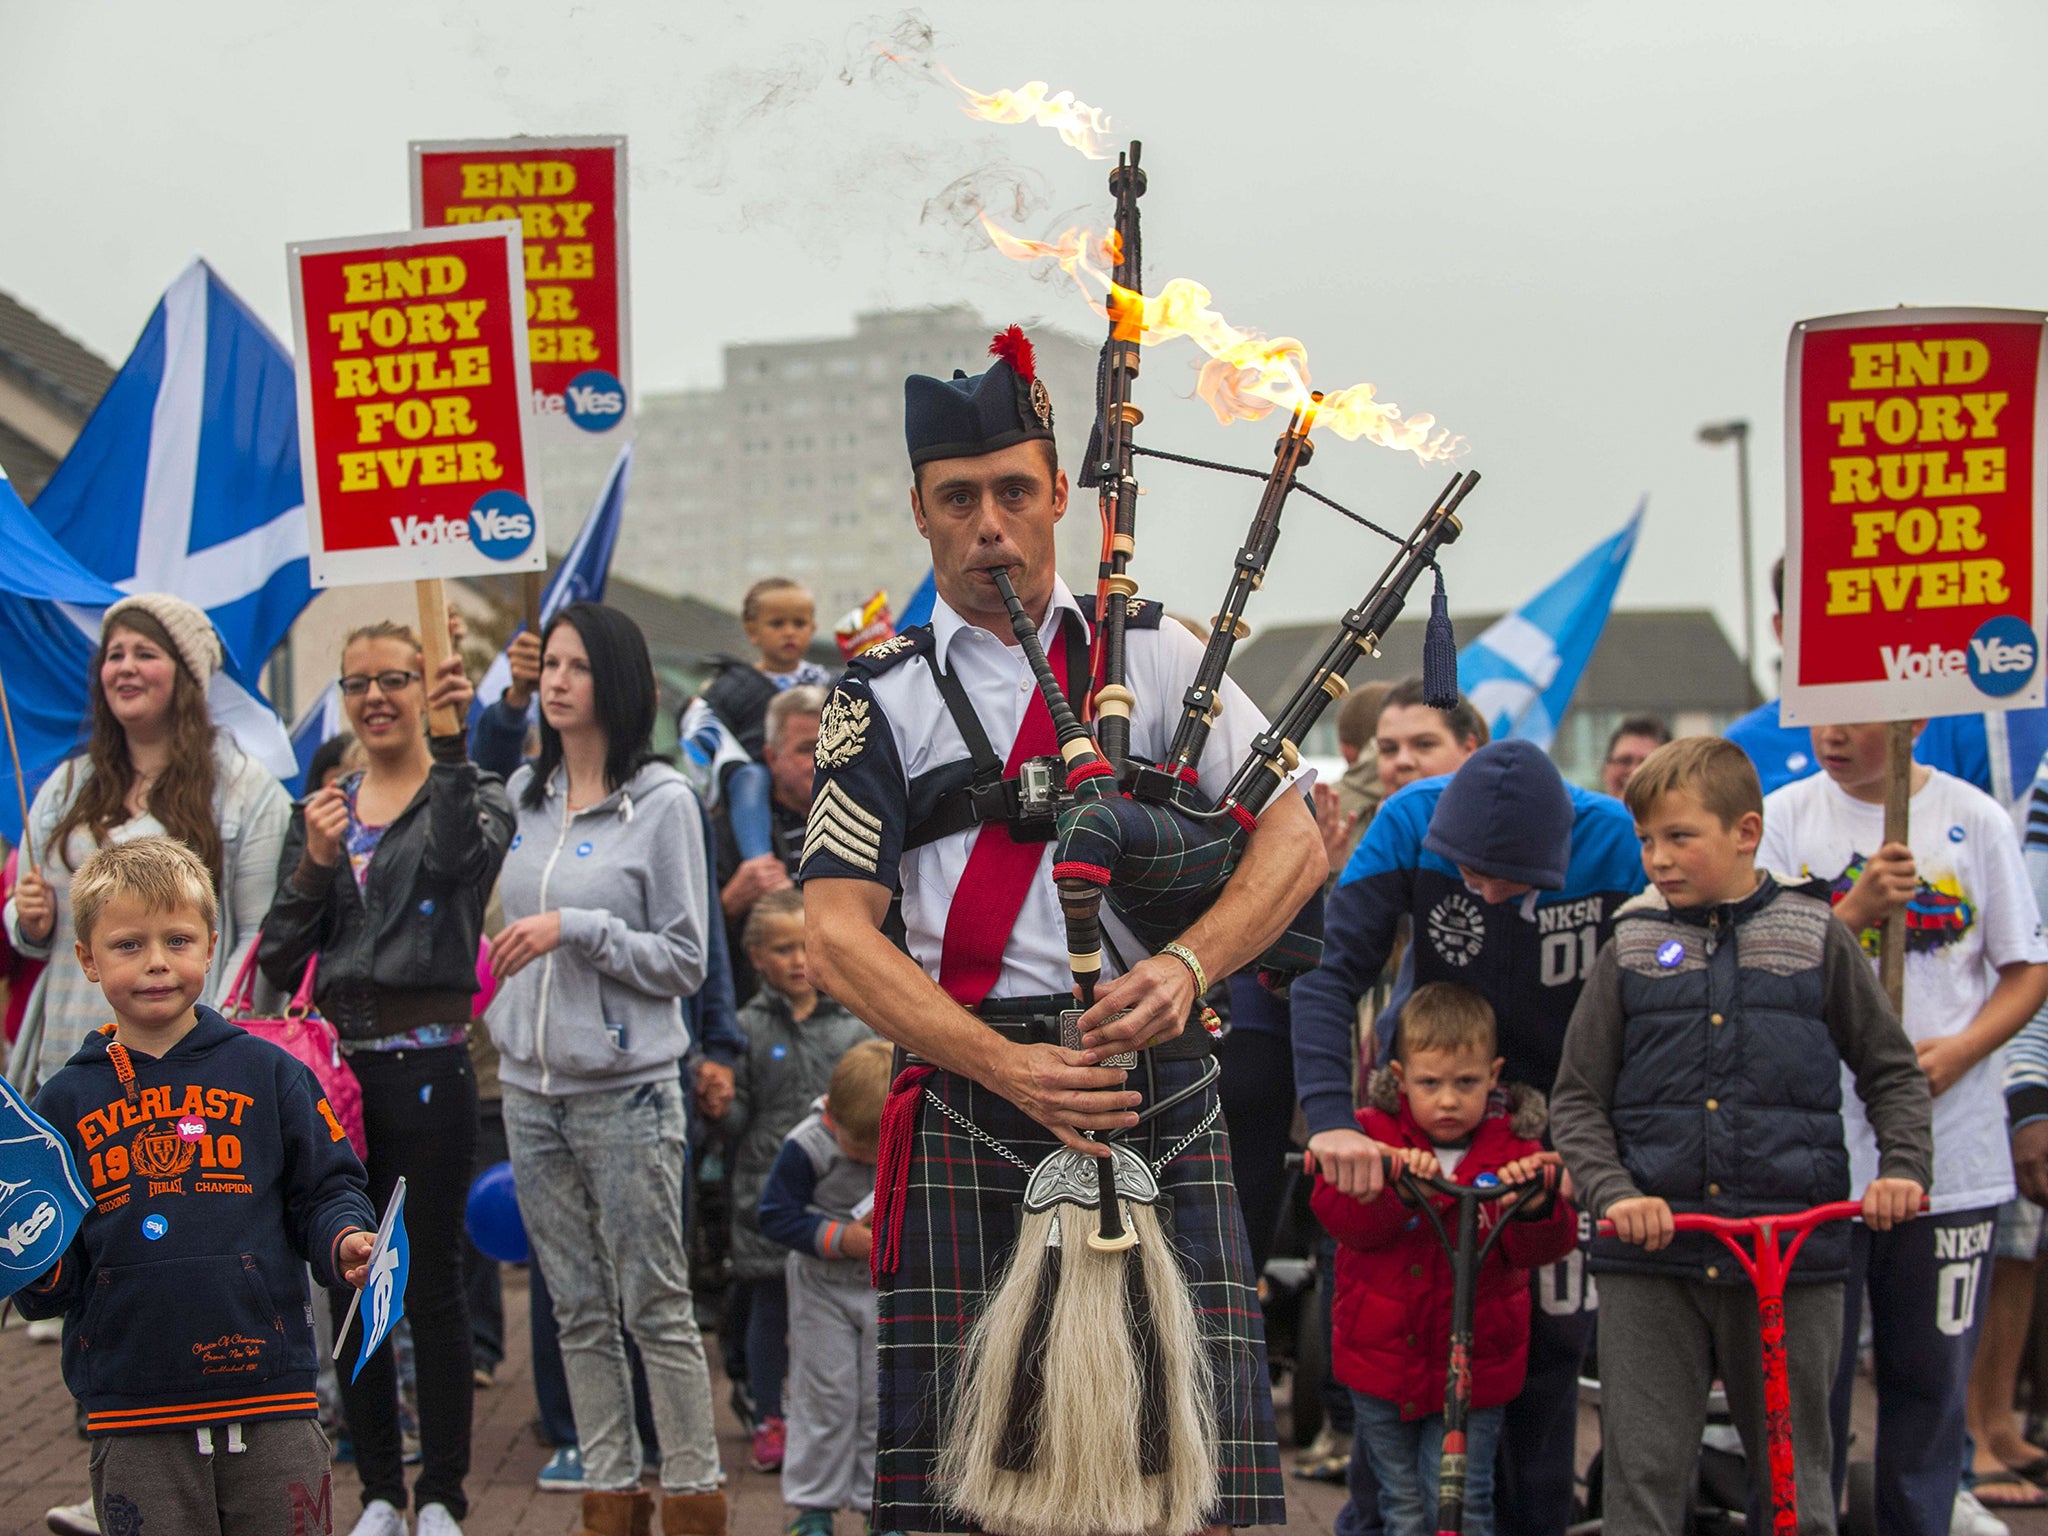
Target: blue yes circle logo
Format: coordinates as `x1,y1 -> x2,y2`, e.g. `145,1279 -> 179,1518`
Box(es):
0,1189 -> 69,1274
1966,615 -> 2038,698
141,1213 -> 169,1241
564,369 -> 627,433
467,491 -> 536,563
1656,939 -> 1685,969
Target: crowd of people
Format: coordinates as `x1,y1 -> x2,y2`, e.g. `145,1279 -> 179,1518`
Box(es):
7,338 -> 2048,1536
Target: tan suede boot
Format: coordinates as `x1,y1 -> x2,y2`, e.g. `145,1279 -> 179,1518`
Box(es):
660,1491 -> 728,1536
577,1488 -> 654,1536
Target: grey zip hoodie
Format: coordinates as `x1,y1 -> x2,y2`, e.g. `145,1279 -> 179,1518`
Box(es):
487,760 -> 709,1097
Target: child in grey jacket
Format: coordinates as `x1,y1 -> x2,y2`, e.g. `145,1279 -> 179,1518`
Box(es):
711,888 -> 875,1471
757,1040 -> 892,1536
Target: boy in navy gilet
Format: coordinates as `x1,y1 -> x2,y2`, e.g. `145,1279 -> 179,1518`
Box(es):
1552,738 -> 1932,1535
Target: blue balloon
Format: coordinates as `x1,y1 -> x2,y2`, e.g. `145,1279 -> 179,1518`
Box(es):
465,1161 -> 529,1264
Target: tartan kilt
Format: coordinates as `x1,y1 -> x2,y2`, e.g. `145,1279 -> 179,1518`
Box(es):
875,1055 -> 1285,1532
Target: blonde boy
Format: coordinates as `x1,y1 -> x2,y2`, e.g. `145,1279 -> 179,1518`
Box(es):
16,837 -> 375,1535
1552,738 -> 1932,1535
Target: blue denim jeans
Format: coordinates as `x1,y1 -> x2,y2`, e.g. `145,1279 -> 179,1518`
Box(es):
1352,1390 -> 1504,1536
504,1079 -> 721,1494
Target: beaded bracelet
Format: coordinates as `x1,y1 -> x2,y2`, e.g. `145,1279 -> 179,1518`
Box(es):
1159,941 -> 1208,1000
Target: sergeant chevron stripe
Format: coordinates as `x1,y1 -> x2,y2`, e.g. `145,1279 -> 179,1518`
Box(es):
806,781 -> 884,874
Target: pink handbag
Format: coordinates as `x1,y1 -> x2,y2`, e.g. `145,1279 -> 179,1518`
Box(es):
222,942 -> 367,1158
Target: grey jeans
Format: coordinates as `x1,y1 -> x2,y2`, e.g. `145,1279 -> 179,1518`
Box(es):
504,1078 -> 721,1494
1597,1271 -> 1843,1536
90,1418 -> 335,1535
781,1252 -> 879,1513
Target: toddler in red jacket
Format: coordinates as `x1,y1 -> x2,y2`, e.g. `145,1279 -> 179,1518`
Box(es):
1311,982 -> 1579,1536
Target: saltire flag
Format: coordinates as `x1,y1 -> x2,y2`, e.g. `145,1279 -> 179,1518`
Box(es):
0,464 -> 127,845
335,1176 -> 409,1384
470,442 -> 632,722
0,1072 -> 92,1300
1458,500 -> 1645,750
29,259 -> 307,779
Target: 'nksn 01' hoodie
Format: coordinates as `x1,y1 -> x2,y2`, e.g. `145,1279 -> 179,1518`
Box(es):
15,1006 -> 373,1435
1291,741 -> 1646,1133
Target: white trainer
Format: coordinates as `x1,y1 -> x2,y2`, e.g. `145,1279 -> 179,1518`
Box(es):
416,1505 -> 463,1536
43,1500 -> 99,1535
1952,1488 -> 2011,1536
346,1499 -> 408,1536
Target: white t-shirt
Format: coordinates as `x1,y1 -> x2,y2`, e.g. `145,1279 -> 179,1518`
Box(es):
1759,769 -> 2048,1214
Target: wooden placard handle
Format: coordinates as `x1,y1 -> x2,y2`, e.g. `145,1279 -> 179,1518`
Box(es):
1878,718 -> 1913,1017
522,570 -> 543,634
415,579 -> 463,738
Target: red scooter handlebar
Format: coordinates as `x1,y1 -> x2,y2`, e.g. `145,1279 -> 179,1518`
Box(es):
1593,1196 -> 1927,1241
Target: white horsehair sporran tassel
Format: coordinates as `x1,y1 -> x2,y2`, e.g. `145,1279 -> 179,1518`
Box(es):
936,1141 -> 1218,1536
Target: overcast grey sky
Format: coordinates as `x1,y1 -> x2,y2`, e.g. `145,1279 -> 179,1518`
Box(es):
5,1 -> 2045,679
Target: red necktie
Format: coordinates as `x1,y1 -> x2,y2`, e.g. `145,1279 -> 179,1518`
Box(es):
936,620 -> 1069,1007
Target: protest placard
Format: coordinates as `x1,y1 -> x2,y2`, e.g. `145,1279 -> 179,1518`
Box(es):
1782,307 -> 2046,728
288,222 -> 544,588
411,136 -> 631,438
1783,307 -> 2048,1004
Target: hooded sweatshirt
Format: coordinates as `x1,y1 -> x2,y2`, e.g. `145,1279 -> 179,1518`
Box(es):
15,1006 -> 374,1435
1291,745 -> 1644,1135
487,760 -> 710,1097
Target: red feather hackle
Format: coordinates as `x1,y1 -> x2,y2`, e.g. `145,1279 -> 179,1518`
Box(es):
988,324 -> 1037,384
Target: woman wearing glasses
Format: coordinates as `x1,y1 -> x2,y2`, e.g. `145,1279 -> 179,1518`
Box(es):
260,619 -> 513,1536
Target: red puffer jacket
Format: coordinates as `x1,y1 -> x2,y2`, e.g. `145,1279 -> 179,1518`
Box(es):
1311,1069 -> 1579,1419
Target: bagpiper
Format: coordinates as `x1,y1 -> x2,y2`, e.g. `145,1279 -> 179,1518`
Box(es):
801,327 -> 1325,1536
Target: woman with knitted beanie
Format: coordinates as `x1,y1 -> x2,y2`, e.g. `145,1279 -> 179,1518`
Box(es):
5,593 -> 291,1093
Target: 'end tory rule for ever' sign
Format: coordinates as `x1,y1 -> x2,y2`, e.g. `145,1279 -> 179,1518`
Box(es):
1782,307 -> 2046,727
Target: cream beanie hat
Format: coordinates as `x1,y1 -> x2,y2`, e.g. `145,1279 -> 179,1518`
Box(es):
102,594 -> 224,687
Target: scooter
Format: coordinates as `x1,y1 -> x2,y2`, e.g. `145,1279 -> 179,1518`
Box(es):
1593,1199 -> 1927,1536
1382,1155 -> 1564,1536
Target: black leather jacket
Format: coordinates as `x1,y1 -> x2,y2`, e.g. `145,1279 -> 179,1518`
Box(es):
258,735 -> 514,1041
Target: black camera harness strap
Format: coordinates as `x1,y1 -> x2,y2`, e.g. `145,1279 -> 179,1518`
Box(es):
905,614 -> 1090,851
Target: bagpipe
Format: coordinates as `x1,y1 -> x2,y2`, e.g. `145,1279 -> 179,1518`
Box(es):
938,142 -> 1480,1536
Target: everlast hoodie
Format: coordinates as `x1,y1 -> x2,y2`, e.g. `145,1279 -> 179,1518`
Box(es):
16,1006 -> 373,1435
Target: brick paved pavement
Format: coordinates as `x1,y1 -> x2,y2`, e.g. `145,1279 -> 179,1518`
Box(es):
3,1272 -> 2041,1536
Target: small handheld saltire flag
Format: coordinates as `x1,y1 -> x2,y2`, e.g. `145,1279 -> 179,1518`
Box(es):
0,1073 -> 91,1300
1458,500 -> 1645,750
470,442 -> 633,723
335,1176 -> 409,1383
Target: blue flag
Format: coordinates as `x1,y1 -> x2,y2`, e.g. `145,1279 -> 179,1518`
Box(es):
341,1177 -> 410,1384
0,464 -> 127,844
470,442 -> 634,726
1459,501 -> 1645,750
288,682 -> 348,795
899,569 -> 937,629
32,259 -> 310,684
0,1074 -> 92,1300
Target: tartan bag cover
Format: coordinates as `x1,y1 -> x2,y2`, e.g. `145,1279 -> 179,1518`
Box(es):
874,1059 -> 1285,1532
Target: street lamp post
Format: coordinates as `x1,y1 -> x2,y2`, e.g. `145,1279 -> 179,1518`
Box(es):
1698,419 -> 1757,702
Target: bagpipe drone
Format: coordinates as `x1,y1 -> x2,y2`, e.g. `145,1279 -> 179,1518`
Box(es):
937,143 -> 1480,1536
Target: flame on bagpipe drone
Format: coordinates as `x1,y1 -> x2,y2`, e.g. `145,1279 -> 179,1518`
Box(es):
935,141 -> 1480,1536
